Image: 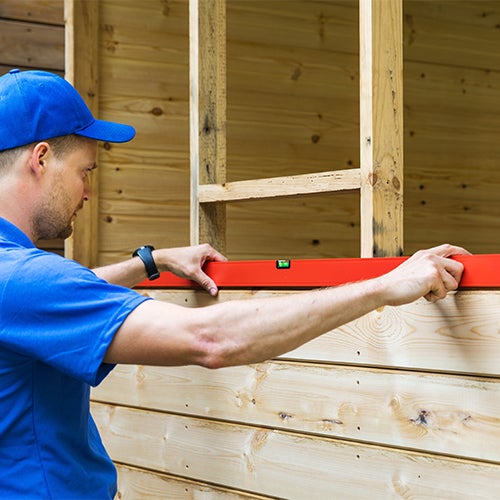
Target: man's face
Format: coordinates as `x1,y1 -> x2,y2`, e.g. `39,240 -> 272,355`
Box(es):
33,138 -> 97,241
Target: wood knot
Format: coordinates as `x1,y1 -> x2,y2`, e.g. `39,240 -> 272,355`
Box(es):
411,409 -> 430,425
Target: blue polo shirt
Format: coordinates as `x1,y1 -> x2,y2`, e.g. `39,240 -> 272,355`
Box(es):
0,217 -> 149,498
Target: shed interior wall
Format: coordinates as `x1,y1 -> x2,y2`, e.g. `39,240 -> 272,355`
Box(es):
92,1 -> 500,496
97,0 -> 500,265
2,1 -> 496,261
1,1 -> 500,498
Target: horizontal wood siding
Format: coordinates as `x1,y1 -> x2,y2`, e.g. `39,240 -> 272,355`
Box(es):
93,402 -> 500,499
114,464 -> 267,499
93,289 -> 500,498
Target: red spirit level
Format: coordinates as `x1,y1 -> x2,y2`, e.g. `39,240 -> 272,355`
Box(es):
135,254 -> 500,290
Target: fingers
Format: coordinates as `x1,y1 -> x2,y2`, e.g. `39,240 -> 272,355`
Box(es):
388,243 -> 469,306
424,243 -> 471,258
207,247 -> 228,263
195,244 -> 227,296
422,252 -> 465,303
194,270 -> 218,296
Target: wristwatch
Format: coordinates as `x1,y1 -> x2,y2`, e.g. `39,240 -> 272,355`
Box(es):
132,245 -> 160,280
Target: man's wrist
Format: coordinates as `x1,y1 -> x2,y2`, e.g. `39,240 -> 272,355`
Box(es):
132,245 -> 160,280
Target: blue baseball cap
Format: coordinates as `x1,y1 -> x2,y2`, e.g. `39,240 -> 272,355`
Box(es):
0,69 -> 136,151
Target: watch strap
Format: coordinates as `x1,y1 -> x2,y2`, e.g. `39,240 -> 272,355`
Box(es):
133,245 -> 160,280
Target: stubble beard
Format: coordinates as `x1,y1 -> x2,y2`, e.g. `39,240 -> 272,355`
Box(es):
32,191 -> 80,242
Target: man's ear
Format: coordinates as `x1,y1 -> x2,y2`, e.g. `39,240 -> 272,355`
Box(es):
29,142 -> 51,178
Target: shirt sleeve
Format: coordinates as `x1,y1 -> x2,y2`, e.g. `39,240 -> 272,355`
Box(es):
0,250 -> 150,386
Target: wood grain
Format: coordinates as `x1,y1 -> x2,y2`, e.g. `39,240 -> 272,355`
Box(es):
0,19 -> 64,69
92,402 -> 500,499
93,360 -> 500,463
115,464 -> 268,500
0,0 -> 63,25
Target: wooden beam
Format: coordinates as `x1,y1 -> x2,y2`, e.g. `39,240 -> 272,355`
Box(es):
359,0 -> 404,257
64,0 -> 99,267
189,0 -> 227,252
198,169 -> 360,203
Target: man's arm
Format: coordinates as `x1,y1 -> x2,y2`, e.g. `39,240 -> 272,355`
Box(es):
103,244 -> 469,369
92,243 -> 227,295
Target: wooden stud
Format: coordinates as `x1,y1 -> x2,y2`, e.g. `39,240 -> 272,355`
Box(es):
359,0 -> 404,257
189,0 -> 227,252
64,0 -> 99,267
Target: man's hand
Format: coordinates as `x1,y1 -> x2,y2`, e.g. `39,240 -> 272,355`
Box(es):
154,243 -> 227,296
375,244 -> 471,306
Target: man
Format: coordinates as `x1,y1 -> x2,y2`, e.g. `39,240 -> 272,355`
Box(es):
0,69 -> 469,498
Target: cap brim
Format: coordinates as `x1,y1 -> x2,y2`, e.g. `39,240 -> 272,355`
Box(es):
75,119 -> 136,143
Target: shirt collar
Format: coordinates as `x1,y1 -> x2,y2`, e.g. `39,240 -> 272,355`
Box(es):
0,217 -> 36,249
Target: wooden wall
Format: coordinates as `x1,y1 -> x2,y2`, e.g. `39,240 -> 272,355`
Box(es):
0,0 -> 65,255
92,288 -> 500,498
97,0 -> 500,266
92,1 -> 500,497
0,0 -> 498,260
2,0 -> 500,498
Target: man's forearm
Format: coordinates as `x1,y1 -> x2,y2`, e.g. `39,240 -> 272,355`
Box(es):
195,278 -> 387,367
93,259 -> 147,288
104,277 -> 387,368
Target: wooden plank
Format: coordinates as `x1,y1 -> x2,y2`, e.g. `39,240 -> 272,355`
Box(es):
64,0 -> 99,268
98,149 -> 189,205
404,0 -> 500,71
115,464 -> 269,500
98,213 -> 189,256
0,0 -> 63,25
132,289 -> 500,377
102,0 -> 188,37
198,169 -> 360,202
93,361 -> 500,463
227,1 -> 358,55
404,0 -> 500,29
92,402 -> 500,499
360,0 -> 404,257
0,19 -> 64,69
0,64 -> 63,77
190,0 -> 227,250
100,108 -> 189,152
99,59 -> 188,100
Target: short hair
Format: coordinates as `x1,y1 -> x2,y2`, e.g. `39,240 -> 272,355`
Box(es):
0,135 -> 89,172
46,134 -> 90,158
0,144 -> 26,171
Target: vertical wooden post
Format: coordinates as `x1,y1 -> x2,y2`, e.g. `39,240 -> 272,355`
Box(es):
64,0 -> 99,267
359,0 -> 404,257
189,0 -> 227,252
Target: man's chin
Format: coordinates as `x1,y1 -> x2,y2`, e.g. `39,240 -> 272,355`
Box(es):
61,223 -> 74,240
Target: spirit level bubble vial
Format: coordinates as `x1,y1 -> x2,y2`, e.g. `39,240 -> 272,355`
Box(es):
276,259 -> 291,269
